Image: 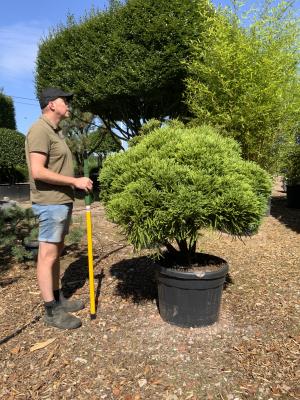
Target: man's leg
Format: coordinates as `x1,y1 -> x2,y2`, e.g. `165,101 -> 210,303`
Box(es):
50,238 -> 85,312
37,241 -> 61,302
52,241 -> 65,292
33,203 -> 83,329
36,241 -> 82,329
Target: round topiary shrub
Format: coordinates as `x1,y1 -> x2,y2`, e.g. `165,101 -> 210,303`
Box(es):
100,123 -> 272,264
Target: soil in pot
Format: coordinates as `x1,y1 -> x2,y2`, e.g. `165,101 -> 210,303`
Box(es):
157,252 -> 228,328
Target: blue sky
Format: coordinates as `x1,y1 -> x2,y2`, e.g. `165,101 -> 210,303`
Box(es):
0,0 -> 109,134
0,0 -> 298,134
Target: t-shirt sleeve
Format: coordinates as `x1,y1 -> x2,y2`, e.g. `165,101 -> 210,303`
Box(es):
27,126 -> 50,155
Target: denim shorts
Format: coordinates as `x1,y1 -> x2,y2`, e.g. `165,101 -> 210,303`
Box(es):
32,203 -> 73,243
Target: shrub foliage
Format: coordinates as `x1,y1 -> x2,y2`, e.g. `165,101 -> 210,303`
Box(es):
100,124 -> 272,262
0,206 -> 38,263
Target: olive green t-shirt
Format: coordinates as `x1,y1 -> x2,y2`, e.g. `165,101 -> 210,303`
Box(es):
25,115 -> 75,204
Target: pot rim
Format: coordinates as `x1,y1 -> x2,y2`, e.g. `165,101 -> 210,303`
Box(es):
158,253 -> 229,280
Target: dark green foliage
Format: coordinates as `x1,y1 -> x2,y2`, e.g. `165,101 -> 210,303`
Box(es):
0,207 -> 83,265
89,130 -> 121,160
36,0 -> 211,139
100,124 -> 272,262
0,206 -> 38,263
61,110 -> 121,176
0,92 -> 16,130
0,128 -> 27,184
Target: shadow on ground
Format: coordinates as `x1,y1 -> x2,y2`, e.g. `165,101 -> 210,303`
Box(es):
0,250 -> 14,276
61,245 -> 129,310
110,256 -> 160,303
61,255 -> 89,296
0,276 -> 21,288
61,255 -> 104,304
271,194 -> 300,234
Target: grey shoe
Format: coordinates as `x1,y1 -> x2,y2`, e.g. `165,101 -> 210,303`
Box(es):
44,303 -> 82,330
59,292 -> 85,313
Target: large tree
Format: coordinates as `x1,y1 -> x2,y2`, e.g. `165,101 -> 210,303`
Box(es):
0,90 -> 17,130
185,0 -> 300,173
60,110 -> 121,175
35,0 -> 213,140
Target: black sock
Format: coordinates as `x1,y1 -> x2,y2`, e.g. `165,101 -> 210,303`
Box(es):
53,289 -> 60,302
44,300 -> 57,316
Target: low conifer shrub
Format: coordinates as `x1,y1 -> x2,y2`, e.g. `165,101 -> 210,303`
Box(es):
100,124 -> 272,264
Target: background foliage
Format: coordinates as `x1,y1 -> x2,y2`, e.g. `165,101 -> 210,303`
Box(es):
185,0 -> 300,173
35,0 -> 299,177
0,128 -> 27,184
0,91 -> 17,130
60,110 -> 121,176
36,0 -> 212,139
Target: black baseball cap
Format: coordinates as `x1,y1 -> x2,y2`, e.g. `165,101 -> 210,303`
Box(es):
38,87 -> 74,109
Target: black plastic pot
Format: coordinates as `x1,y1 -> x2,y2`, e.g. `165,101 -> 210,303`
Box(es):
157,254 -> 228,328
286,185 -> 300,208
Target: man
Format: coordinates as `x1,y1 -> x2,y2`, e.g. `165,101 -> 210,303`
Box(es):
25,87 -> 93,329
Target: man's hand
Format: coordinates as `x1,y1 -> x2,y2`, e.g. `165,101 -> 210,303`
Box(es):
74,177 -> 93,192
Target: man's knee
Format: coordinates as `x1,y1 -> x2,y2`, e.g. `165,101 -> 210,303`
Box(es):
38,242 -> 62,263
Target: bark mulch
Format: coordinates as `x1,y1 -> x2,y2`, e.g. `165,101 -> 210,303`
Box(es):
0,178 -> 299,400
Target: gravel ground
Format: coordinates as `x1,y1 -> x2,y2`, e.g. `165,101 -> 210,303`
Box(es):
0,178 -> 299,400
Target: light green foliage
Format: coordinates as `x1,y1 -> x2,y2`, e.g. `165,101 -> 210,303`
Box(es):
100,125 -> 272,260
0,128 -> 26,183
35,0 -> 211,139
138,119 -> 162,137
0,91 -> 16,130
129,118 -> 164,147
185,0 -> 300,173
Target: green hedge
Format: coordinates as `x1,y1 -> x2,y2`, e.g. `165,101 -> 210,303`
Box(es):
0,128 -> 26,184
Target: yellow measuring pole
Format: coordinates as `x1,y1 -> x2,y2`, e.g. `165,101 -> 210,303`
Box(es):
84,158 -> 96,319
85,205 -> 96,318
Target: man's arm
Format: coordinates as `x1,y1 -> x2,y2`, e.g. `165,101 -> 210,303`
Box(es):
30,152 -> 93,191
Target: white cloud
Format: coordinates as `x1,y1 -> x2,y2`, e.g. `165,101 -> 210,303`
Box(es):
0,22 -> 46,79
